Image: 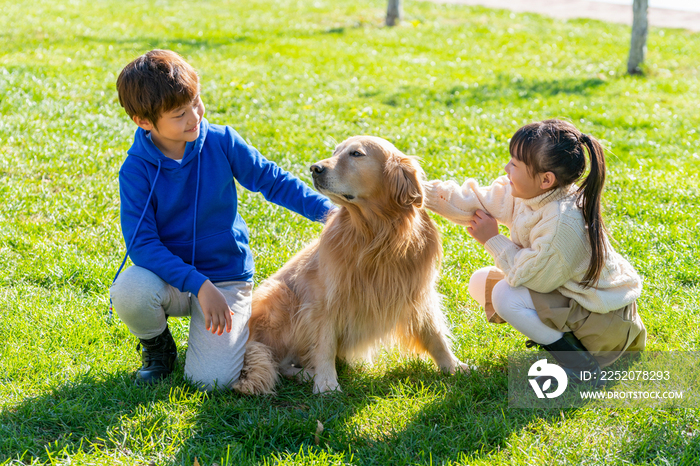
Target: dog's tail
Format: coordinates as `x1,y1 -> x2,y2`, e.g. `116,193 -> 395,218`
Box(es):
232,340 -> 279,395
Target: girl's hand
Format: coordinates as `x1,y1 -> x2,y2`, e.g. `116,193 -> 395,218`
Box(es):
467,210 -> 499,245
197,280 -> 233,335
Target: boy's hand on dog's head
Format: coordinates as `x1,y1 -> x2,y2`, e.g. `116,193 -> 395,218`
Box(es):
197,280 -> 234,335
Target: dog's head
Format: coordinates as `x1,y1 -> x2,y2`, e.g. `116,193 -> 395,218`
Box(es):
311,136 -> 424,215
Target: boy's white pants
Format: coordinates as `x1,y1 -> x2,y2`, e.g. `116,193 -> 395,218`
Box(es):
109,266 -> 251,391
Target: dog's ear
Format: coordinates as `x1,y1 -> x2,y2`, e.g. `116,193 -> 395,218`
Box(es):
387,155 -> 424,208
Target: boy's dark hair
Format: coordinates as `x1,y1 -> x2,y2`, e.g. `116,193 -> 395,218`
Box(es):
509,119 -> 608,288
116,49 -> 199,126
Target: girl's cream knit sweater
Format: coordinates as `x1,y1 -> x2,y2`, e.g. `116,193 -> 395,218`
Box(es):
424,176 -> 642,313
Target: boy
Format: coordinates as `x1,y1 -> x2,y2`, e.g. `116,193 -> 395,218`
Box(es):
110,50 -> 335,391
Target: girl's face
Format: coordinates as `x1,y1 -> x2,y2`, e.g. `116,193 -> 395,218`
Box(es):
504,157 -> 554,199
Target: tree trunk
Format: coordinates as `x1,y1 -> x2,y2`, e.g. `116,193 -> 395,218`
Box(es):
627,0 -> 649,75
386,0 -> 402,27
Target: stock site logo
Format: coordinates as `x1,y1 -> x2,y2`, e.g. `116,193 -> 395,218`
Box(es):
528,359 -> 568,399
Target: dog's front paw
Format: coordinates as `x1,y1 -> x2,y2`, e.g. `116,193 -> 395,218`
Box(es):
313,377 -> 342,394
457,361 -> 476,373
442,360 -> 476,375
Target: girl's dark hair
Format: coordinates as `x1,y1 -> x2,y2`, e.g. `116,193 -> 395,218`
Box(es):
509,119 -> 607,288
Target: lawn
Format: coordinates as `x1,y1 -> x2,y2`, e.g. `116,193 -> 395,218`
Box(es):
0,0 -> 699,464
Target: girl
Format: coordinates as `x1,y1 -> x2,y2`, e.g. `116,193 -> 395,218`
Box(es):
424,119 -> 646,382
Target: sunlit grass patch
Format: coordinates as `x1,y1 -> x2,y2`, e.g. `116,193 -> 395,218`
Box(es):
1,0 -> 699,464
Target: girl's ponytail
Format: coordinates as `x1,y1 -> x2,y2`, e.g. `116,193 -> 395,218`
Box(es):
577,134 -> 608,288
510,119 -> 610,288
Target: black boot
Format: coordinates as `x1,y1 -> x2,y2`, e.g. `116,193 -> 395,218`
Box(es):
135,326 -> 177,386
527,333 -> 604,387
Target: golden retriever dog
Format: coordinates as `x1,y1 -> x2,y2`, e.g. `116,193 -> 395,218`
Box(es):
233,136 -> 470,395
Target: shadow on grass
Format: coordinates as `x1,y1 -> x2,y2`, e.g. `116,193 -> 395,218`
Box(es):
0,33 -> 253,51
78,35 -> 255,51
0,371 -> 149,462
627,422 -> 700,465
166,359 -> 560,466
382,74 -> 609,108
4,353 -> 696,465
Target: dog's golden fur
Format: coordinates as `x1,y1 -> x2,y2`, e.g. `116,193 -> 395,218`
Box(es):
233,136 -> 469,395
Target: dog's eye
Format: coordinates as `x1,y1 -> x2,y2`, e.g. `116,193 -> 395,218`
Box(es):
350,150 -> 365,158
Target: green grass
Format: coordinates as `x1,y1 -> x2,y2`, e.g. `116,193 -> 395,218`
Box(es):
1,0 -> 699,464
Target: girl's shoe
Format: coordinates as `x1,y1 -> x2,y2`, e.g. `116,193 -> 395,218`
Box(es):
527,332 -> 605,388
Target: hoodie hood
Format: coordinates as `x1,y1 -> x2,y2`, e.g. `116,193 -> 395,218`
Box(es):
127,118 -> 209,169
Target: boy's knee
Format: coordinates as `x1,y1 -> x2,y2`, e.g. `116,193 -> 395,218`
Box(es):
183,281 -> 252,391
110,266 -> 168,319
184,347 -> 246,392
184,318 -> 249,392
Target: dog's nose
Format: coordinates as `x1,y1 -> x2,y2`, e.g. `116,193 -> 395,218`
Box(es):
310,164 -> 325,175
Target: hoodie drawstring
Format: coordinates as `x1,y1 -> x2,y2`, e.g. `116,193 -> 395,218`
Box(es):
192,150 -> 201,269
109,160 -> 162,319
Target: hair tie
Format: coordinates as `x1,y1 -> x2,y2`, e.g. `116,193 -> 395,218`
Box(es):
580,133 -> 591,145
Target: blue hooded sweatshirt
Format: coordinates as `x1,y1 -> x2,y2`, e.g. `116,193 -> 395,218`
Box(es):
118,118 -> 334,296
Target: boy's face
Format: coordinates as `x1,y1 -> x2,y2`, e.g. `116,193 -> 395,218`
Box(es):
133,95 -> 205,157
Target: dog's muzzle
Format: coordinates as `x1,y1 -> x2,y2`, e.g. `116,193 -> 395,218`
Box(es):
311,163 -> 327,190
310,164 -> 354,200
